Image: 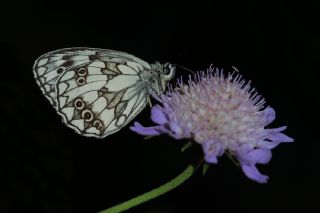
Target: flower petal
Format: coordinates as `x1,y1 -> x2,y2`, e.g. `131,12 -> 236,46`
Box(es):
240,164 -> 269,184
261,107 -> 275,126
258,127 -> 294,149
247,149 -> 272,164
205,153 -> 218,163
169,121 -> 183,135
151,105 -> 168,125
130,122 -> 161,136
268,126 -> 287,133
268,132 -> 294,143
202,141 -> 224,164
253,149 -> 272,164
258,140 -> 281,149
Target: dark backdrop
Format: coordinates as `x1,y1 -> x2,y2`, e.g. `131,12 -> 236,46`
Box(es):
1,1 -> 318,213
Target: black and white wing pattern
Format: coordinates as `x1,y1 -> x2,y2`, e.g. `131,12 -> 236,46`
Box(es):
33,47 -> 171,138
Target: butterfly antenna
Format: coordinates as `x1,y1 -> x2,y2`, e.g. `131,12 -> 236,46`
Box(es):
173,64 -> 195,74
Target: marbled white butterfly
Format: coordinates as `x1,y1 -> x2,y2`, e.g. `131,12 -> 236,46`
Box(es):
33,47 -> 175,138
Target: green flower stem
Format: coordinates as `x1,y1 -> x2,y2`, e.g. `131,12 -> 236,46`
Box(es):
98,159 -> 203,213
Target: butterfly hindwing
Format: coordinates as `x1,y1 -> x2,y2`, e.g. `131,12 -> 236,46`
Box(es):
55,61 -> 148,137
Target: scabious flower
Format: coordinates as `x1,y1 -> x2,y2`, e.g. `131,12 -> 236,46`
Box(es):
131,66 -> 293,183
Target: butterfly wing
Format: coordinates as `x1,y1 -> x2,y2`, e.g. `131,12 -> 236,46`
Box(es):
33,47 -> 151,138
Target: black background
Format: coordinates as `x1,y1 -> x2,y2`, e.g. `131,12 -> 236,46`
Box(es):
1,1 -> 319,213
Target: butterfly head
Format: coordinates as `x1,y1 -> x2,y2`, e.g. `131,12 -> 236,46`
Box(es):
149,62 -> 175,96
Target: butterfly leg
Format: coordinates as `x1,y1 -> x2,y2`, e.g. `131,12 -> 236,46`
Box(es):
147,96 -> 153,108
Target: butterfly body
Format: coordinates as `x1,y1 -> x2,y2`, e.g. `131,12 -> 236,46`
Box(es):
33,48 -> 175,138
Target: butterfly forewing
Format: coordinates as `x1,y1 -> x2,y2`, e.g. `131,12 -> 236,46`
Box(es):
33,48 -> 156,138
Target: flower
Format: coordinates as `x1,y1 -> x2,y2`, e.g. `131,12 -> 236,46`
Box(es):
130,66 -> 293,183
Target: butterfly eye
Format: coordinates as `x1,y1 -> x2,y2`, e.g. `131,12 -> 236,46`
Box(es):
82,109 -> 94,122
77,68 -> 87,76
163,63 -> 175,81
74,98 -> 85,110
93,120 -> 104,131
76,77 -> 86,85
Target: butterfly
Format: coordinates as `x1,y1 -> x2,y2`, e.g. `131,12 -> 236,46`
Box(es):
33,47 -> 175,138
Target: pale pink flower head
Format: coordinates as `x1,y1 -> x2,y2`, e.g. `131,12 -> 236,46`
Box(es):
131,66 -> 293,183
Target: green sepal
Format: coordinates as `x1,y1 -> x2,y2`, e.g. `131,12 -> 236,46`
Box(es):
181,141 -> 193,152
202,162 -> 210,176
143,135 -> 156,141
226,151 -> 239,167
